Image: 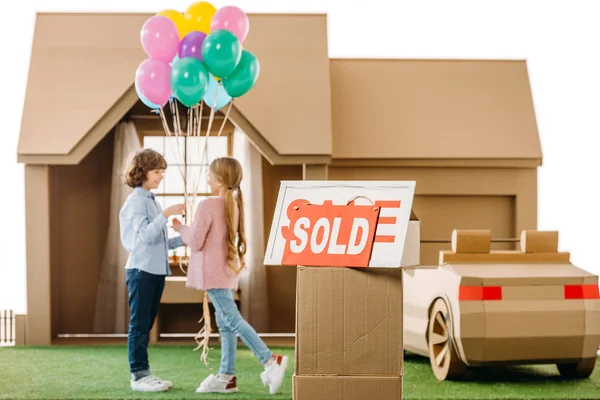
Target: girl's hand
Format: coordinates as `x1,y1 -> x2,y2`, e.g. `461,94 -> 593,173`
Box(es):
172,218 -> 183,232
163,203 -> 185,218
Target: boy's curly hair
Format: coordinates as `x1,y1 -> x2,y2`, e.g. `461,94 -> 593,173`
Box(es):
124,148 -> 167,188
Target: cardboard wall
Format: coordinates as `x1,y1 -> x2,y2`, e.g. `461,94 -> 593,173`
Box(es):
261,158 -> 303,332
49,132 -> 114,334
25,165 -> 52,345
329,166 -> 533,265
259,163 -> 534,332
415,195 -> 515,264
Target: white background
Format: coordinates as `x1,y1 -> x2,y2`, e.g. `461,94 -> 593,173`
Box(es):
1,0 -> 599,314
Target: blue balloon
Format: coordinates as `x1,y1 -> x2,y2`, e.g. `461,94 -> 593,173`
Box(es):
135,83 -> 161,110
203,74 -> 232,109
168,56 -> 179,101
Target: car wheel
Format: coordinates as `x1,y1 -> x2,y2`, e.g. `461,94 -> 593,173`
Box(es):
427,298 -> 467,381
557,358 -> 596,379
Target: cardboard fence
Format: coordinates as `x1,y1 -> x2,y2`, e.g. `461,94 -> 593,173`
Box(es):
264,181 -> 420,400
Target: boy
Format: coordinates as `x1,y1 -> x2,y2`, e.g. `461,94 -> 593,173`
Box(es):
119,149 -> 185,392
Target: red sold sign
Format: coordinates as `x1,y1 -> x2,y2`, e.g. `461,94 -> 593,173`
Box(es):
280,199 -> 381,267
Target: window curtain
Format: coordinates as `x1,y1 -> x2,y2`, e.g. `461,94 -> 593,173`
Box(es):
93,121 -> 141,333
233,129 -> 270,332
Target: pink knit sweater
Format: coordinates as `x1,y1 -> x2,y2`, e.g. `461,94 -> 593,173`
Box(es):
179,196 -> 239,291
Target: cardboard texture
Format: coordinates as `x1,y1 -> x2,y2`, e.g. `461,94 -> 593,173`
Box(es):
520,230 -> 559,253
403,229 -> 600,380
293,375 -> 402,400
440,250 -> 571,264
330,59 -> 542,160
18,13 -> 332,159
452,229 -> 491,253
18,13 -> 543,344
296,267 -> 403,376
281,183 -> 411,398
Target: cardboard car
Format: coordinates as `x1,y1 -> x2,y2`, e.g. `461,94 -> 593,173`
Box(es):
403,229 -> 600,380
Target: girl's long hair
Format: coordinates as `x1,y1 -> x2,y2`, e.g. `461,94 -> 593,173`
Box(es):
195,157 -> 248,366
209,157 -> 247,274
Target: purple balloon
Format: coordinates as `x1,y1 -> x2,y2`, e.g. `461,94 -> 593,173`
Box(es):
179,31 -> 207,61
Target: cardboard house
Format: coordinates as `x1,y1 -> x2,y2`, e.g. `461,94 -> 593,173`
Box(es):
17,12 -> 542,345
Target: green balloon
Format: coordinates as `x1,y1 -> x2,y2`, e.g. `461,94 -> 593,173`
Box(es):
170,57 -> 209,107
201,30 -> 242,78
222,50 -> 260,98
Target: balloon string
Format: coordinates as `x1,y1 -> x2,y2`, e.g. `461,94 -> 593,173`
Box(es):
189,102 -> 204,226
196,102 -> 204,137
174,99 -> 183,137
187,107 -> 192,138
159,108 -> 172,137
216,101 -> 233,137
167,100 -> 187,198
192,98 -> 217,203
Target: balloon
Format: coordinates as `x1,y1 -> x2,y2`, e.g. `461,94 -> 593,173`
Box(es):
170,57 -> 209,107
179,31 -> 207,61
170,54 -> 180,67
201,30 -> 242,78
135,58 -> 172,106
135,82 -> 160,110
140,16 -> 180,62
203,73 -> 232,109
185,1 -> 217,34
222,50 -> 260,98
157,9 -> 191,39
210,6 -> 249,43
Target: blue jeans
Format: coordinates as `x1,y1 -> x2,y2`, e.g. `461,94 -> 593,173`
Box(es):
207,289 -> 273,375
126,268 -> 165,375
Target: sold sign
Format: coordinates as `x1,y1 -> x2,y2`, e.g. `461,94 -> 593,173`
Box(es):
280,199 -> 381,267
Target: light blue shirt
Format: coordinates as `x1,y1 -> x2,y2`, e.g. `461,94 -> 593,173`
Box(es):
119,187 -> 184,276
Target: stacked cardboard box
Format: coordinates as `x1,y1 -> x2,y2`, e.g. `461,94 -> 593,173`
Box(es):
263,181 -> 420,399
294,267 -> 404,400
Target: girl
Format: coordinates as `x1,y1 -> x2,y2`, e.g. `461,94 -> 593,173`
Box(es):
119,149 -> 186,392
173,156 -> 288,395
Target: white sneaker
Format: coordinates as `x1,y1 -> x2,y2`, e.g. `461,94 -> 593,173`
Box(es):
260,354 -> 289,395
130,375 -> 169,392
151,375 -> 173,388
196,374 -> 239,393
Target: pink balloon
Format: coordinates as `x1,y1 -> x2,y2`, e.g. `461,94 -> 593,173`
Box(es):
141,16 -> 180,62
135,59 -> 172,106
210,6 -> 249,43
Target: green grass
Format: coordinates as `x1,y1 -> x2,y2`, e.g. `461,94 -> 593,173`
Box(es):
1,346 -> 600,399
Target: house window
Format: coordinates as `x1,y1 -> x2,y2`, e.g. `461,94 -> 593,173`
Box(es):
142,134 -> 231,256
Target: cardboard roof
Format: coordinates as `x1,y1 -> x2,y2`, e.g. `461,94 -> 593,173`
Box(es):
17,13 -> 543,166
17,12 -> 332,164
330,59 -> 542,161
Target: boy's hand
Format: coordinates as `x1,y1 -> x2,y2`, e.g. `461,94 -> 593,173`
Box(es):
163,203 -> 185,218
172,218 -> 183,232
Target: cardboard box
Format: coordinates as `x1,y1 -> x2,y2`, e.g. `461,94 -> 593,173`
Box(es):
402,210 -> 420,267
263,181 -> 412,398
293,375 -> 402,400
296,267 -> 403,375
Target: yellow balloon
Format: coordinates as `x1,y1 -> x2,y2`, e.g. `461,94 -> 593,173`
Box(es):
157,9 -> 190,39
185,1 -> 217,34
